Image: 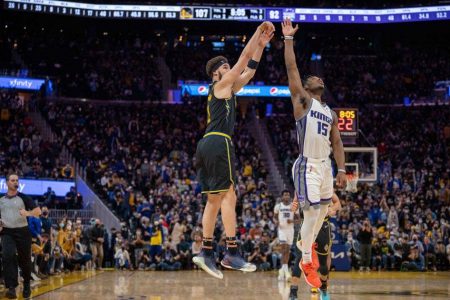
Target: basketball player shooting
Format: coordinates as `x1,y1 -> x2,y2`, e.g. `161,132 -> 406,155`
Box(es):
193,21 -> 275,279
282,18 -> 346,288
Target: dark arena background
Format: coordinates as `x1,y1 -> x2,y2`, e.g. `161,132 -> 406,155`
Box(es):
0,0 -> 449,299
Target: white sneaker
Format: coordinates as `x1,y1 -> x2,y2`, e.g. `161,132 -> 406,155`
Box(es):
284,269 -> 292,282
31,272 -> 41,281
278,268 -> 285,281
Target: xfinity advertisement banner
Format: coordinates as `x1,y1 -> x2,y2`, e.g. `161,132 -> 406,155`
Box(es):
0,178 -> 75,196
0,76 -> 46,91
181,84 -> 291,98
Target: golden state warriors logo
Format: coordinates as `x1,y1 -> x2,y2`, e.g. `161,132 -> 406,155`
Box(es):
324,244 -> 329,253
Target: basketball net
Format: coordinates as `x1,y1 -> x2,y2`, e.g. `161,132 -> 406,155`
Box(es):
345,173 -> 359,193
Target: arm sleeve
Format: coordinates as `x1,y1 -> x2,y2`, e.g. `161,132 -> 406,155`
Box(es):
21,194 -> 37,210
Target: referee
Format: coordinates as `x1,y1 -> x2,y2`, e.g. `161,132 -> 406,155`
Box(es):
0,173 -> 41,299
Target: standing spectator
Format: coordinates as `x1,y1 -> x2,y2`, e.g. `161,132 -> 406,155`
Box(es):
435,240 -> 448,270
42,188 -> 56,208
90,219 -> 105,270
177,235 -> 191,269
357,221 -> 373,271
65,187 -> 77,210
423,236 -> 437,271
40,206 -> 52,235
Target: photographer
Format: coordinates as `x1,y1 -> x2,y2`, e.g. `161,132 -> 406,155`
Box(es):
357,220 -> 373,271
248,244 -> 270,271
159,242 -> 182,271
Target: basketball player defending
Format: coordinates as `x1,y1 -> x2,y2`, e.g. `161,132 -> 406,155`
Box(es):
274,190 -> 300,281
282,18 -> 346,288
193,22 -> 275,279
289,193 -> 342,300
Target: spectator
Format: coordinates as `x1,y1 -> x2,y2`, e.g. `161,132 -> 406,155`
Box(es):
248,245 -> 270,271
158,242 -> 182,271
90,219 -> 105,270
358,221 -> 373,271
114,245 -> 131,270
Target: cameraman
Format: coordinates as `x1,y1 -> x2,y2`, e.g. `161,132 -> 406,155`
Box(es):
248,244 -> 270,271
357,220 -> 373,271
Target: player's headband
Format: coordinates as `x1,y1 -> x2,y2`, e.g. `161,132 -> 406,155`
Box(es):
211,59 -> 228,74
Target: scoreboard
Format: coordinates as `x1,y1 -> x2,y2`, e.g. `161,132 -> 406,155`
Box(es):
334,108 -> 358,138
4,0 -> 450,23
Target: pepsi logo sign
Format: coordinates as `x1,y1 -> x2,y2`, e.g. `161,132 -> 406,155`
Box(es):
197,86 -> 208,95
270,87 -> 278,95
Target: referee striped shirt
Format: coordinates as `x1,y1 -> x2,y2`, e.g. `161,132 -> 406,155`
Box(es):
0,193 -> 36,229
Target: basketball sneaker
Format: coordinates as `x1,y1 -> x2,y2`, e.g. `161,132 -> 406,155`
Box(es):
288,288 -> 298,300
221,252 -> 257,272
278,268 -> 285,281
299,259 -> 321,288
192,251 -> 223,279
284,269 -> 292,282
319,289 -> 330,300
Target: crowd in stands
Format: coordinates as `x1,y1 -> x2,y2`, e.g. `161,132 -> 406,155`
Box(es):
1,26 -> 163,100
0,90 -> 72,179
2,21 -> 449,104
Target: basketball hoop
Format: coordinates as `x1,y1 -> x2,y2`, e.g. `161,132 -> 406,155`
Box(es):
345,173 -> 359,193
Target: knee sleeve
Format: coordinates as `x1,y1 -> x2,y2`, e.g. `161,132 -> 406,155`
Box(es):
292,256 -> 301,278
318,254 -> 329,276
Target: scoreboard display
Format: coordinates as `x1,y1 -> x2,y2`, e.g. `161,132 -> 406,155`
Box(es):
334,108 -> 358,138
4,0 -> 450,23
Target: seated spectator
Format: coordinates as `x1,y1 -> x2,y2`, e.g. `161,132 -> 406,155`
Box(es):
158,242 -> 182,271
115,245 -> 131,270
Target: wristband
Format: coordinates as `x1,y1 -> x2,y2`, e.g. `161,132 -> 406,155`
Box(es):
338,169 -> 346,173
247,59 -> 259,70
284,36 -> 294,40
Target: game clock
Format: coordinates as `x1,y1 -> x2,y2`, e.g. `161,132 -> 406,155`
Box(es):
334,108 -> 358,137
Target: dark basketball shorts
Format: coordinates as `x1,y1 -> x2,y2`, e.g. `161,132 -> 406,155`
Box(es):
195,134 -> 236,194
295,218 -> 332,257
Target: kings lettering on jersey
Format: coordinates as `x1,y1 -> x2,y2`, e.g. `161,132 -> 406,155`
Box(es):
310,110 -> 333,125
296,99 -> 333,159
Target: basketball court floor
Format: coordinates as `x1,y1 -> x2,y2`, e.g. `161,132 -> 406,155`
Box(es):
2,270 -> 448,300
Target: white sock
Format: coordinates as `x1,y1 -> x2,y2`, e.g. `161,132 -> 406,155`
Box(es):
301,207 -> 320,263
282,264 -> 288,272
312,204 -> 329,238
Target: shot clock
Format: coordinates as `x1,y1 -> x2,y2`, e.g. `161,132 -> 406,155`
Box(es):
334,108 -> 358,140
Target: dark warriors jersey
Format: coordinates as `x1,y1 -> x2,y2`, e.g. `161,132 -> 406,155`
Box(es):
204,82 -> 237,137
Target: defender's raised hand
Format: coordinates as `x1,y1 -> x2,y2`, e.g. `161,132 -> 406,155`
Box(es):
282,18 -> 299,37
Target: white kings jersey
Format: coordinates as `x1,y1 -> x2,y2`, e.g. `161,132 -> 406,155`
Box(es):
296,98 -> 333,159
274,202 -> 296,230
